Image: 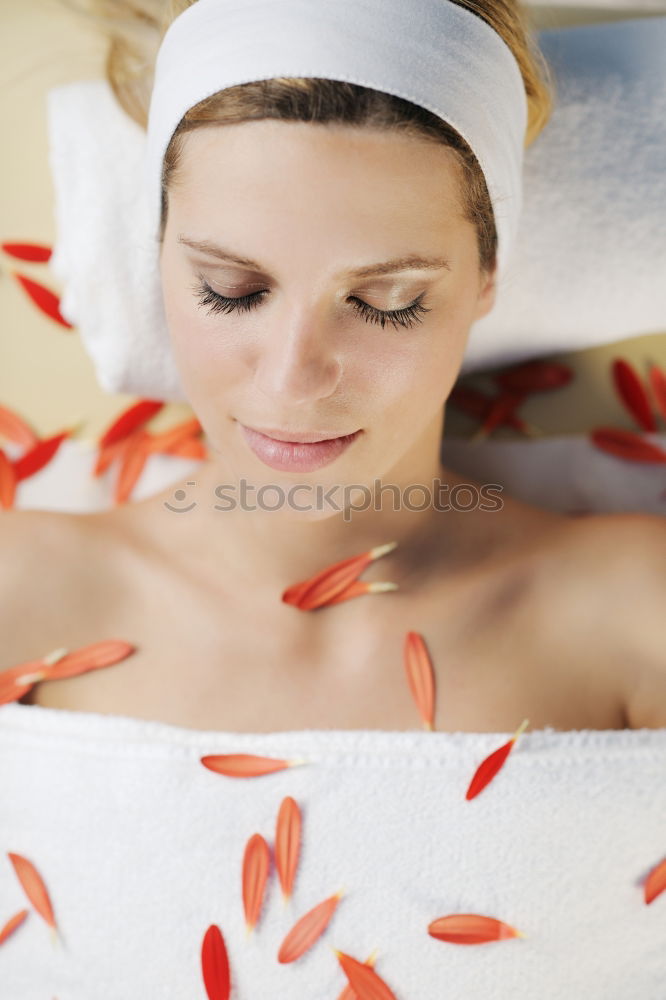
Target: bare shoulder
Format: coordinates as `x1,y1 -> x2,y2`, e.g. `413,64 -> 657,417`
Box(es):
0,508 -> 116,668
540,511 -> 666,728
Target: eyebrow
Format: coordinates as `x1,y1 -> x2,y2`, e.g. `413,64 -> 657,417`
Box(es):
177,233 -> 452,278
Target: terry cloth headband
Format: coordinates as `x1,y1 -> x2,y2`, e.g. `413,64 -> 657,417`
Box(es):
145,0 -> 528,276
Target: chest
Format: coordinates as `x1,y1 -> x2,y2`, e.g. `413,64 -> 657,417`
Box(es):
20,554 -> 627,734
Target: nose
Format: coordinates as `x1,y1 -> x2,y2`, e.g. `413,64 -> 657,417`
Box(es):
253,306 -> 343,404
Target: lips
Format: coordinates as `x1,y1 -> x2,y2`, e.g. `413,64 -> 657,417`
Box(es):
238,422 -> 362,471
243,425 -> 356,444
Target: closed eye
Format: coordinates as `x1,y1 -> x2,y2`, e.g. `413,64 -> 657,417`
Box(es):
191,278 -> 431,330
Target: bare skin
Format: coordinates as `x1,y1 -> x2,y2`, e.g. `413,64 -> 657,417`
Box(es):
7,121 -> 662,732
13,471 -> 634,735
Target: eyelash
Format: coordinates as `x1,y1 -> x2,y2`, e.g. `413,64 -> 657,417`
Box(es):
191,278 -> 431,330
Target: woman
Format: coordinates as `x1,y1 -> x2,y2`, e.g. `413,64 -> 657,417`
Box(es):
1,0 -> 665,997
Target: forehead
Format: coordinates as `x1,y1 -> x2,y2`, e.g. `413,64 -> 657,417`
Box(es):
169,119 -> 465,222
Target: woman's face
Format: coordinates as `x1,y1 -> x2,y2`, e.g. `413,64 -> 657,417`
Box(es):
159,119 -> 496,517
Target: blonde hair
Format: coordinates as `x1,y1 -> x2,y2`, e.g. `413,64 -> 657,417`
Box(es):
60,0 -> 555,274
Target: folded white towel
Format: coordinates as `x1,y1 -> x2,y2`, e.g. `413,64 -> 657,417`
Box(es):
1,700 -> 665,998
46,17 -> 666,401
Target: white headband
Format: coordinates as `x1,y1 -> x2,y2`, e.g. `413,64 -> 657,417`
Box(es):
66,0 -> 529,402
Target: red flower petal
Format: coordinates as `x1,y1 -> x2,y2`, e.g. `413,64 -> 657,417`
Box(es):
465,719 -> 529,800
12,273 -> 73,327
278,890 -> 344,963
200,924 -> 231,1000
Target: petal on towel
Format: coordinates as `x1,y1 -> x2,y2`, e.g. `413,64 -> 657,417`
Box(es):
99,399 -> 164,448
146,416 -> 203,453
13,429 -> 73,481
0,908 -> 29,945
200,924 -> 231,1000
281,541 -> 397,610
0,448 -> 17,510
164,436 -> 208,460
427,913 -> 524,944
277,889 -> 345,963
643,856 -> 666,904
43,640 -> 136,680
335,950 -> 378,1000
275,796 -> 302,902
200,753 -> 306,777
0,402 -> 39,448
611,358 -> 657,433
242,833 -> 271,934
647,364 -> 666,424
403,631 -> 436,731
470,392 -> 526,442
589,427 -> 666,464
1,240 -> 52,263
93,437 -> 130,477
465,719 -> 529,800
448,385 -> 529,434
12,272 -> 73,328
6,853 -> 57,931
114,429 -> 152,505
333,949 -> 398,1000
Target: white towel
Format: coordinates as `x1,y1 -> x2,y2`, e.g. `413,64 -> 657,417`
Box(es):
46,17 -> 666,401
1,700 -> 665,998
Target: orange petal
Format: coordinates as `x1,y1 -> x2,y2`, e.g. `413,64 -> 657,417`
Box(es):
403,631 -> 436,730
114,429 -> 152,505
0,448 -> 17,509
278,890 -> 344,963
7,853 -> 57,930
146,416 -> 203,453
0,403 -> 39,448
0,659 -> 47,705
275,796 -> 302,901
335,950 -> 378,1000
163,437 -> 208,460
43,640 -> 135,681
0,908 -> 30,945
200,923 -> 231,1000
644,856 -> 666,904
93,438 -> 129,477
427,912 -> 524,944
200,753 -> 306,777
322,579 -> 399,608
465,719 -> 529,800
282,541 -> 397,610
333,949 -> 398,1000
242,833 -> 271,933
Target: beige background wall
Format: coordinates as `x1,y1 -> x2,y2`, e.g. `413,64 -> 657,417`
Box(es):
1,0 -> 665,447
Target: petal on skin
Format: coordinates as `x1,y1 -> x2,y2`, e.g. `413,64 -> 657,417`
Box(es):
403,631 -> 436,731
